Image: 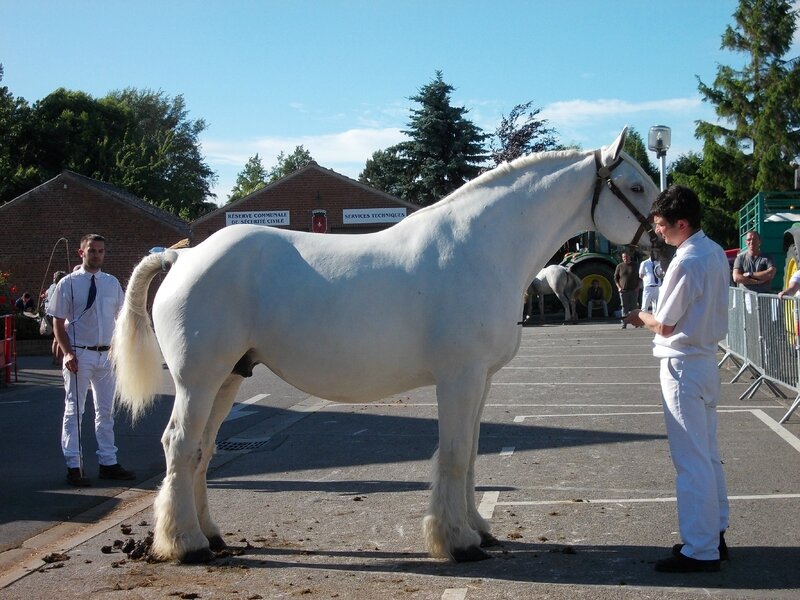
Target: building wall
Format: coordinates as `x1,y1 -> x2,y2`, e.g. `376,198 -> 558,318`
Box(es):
192,164 -> 417,244
0,176 -> 187,310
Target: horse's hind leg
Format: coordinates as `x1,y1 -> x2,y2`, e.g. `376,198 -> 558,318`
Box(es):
195,374 -> 244,552
151,384 -> 216,563
424,368 -> 490,562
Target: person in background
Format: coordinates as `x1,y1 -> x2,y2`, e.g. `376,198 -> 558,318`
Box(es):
586,278 -> 608,318
614,251 -> 639,329
50,234 -> 135,487
43,271 -> 67,363
624,185 -> 730,573
14,292 -> 35,313
639,253 -> 661,313
778,269 -> 800,299
732,230 -> 775,292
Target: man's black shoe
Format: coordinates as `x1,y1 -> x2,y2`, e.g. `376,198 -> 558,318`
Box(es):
66,468 -> 91,487
98,463 -> 136,481
655,552 -> 720,573
672,532 -> 729,561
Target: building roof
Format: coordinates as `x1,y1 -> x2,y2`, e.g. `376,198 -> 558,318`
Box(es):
192,161 -> 417,226
1,170 -> 190,235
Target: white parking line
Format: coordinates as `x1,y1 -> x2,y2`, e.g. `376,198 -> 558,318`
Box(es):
503,366 -> 658,369
750,409 -> 800,452
478,491 -> 500,519
441,589 -> 467,600
224,393 -> 270,422
500,446 -> 515,456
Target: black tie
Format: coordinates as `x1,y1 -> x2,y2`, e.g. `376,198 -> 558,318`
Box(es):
85,275 -> 96,312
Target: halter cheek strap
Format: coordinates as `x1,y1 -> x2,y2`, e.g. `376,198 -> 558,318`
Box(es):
592,149 -> 657,247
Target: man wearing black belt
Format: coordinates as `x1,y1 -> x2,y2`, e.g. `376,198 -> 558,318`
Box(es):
50,234 -> 136,487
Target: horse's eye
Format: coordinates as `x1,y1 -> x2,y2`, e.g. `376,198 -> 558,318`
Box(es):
631,184 -> 644,193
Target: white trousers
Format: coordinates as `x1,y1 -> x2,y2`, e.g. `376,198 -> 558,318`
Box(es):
61,348 -> 118,468
659,356 -> 729,560
642,286 -> 660,312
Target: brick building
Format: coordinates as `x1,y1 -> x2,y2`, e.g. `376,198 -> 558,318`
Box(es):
0,171 -> 189,311
1,164 -> 415,312
191,161 -> 417,243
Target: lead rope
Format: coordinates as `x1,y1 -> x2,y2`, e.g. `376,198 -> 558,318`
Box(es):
64,241 -> 87,479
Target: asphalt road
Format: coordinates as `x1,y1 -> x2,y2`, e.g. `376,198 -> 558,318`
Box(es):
1,321 -> 799,599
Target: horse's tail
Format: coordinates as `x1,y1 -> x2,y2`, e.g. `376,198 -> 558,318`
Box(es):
112,249 -> 180,421
566,271 -> 584,299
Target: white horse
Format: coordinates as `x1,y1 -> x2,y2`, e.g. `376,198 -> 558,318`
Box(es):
112,128 -> 658,564
524,265 -> 583,324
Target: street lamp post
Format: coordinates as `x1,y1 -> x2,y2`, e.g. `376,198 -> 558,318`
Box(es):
648,125 -> 671,191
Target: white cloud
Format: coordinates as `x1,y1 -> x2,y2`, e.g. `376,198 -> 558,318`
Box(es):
541,97 -> 702,128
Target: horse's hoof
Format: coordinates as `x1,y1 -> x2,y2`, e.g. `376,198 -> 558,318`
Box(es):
479,532 -> 501,548
179,547 -> 215,564
207,535 -> 227,552
451,545 -> 491,562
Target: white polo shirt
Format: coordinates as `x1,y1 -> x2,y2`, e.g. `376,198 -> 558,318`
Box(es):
49,268 -> 124,348
653,230 -> 729,358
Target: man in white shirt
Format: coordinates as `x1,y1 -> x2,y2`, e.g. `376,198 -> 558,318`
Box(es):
624,186 -> 730,573
51,234 -> 135,487
639,253 -> 661,312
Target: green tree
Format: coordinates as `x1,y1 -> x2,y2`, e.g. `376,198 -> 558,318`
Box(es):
488,101 -> 559,166
360,72 -> 487,206
228,154 -> 269,203
622,128 -> 660,186
268,145 -> 313,183
0,64 -> 35,202
360,147 -> 413,199
107,88 -> 217,219
694,0 -> 800,243
670,152 -> 733,246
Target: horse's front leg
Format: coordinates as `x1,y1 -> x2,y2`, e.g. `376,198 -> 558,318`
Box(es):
424,368 -> 491,562
465,377 -> 499,548
195,374 -> 244,552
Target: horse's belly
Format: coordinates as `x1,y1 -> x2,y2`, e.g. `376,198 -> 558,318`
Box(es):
267,357 -> 433,403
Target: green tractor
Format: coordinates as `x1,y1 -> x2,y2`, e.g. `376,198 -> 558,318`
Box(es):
558,231 -> 624,317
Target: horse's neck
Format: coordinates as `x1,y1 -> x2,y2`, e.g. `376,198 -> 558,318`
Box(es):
452,153 -> 596,290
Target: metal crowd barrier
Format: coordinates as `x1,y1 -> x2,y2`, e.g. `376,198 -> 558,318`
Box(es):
719,287 -> 800,423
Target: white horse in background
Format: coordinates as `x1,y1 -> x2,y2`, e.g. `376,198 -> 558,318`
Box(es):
112,128 -> 658,564
524,264 -> 583,324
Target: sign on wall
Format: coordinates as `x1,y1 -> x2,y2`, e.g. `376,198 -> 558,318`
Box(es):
226,211 -> 290,227
342,208 -> 406,225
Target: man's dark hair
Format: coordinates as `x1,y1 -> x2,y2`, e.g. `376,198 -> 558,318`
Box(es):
80,233 -> 106,248
651,185 -> 702,229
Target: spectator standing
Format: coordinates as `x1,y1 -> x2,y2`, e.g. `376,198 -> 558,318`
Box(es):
614,251 -> 639,329
624,186 -> 730,573
639,253 -> 661,312
50,234 -> 136,487
732,230 -> 775,292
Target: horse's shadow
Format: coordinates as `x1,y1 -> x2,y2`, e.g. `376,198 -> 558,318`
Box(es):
209,541 -> 800,590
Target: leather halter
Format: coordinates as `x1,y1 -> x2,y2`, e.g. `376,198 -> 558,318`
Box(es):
591,149 -> 657,247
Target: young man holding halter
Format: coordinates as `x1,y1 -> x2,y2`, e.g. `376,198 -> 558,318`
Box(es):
625,186 -> 730,573
50,234 -> 135,487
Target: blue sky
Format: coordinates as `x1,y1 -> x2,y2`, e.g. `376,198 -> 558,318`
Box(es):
2,1 -> 798,204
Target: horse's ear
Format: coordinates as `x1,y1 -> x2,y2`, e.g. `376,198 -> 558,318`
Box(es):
601,126 -> 628,165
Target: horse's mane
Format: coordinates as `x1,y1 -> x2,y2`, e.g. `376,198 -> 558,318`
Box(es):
406,148 -> 589,219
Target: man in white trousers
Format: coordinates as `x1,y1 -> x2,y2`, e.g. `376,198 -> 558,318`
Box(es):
639,252 -> 661,312
51,234 -> 135,487
624,186 -> 730,573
